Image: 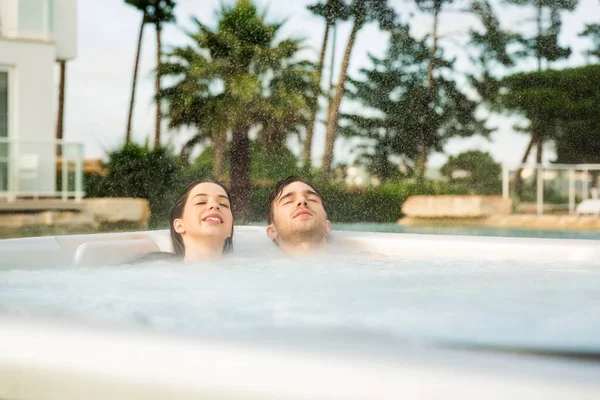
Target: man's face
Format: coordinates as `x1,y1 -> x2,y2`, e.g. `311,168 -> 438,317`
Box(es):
267,181 -> 331,244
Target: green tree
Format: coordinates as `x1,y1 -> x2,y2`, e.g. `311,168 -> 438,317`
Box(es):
580,23 -> 600,60
413,0 -> 478,182
159,44 -> 228,175
322,0 -> 397,174
161,0 -> 310,221
344,25 -> 489,182
502,0 -> 577,171
441,150 -> 502,195
498,64 -> 600,185
468,0 -> 518,98
304,0 -> 350,167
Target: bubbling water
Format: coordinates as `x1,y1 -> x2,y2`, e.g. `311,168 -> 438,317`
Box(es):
1,254 -> 599,352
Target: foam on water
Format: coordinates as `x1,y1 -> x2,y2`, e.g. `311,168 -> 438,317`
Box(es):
1,255 -> 600,352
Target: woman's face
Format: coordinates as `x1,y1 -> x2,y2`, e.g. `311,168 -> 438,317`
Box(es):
173,182 -> 233,246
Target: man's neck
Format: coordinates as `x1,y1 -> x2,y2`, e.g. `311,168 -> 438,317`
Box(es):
278,237 -> 328,256
182,238 -> 224,263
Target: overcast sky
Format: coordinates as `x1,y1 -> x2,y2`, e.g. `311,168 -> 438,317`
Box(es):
61,0 -> 600,168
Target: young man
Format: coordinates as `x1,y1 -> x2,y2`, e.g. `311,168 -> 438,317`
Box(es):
265,176 -> 332,255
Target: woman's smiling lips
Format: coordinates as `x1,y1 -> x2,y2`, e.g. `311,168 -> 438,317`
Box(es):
202,213 -> 224,224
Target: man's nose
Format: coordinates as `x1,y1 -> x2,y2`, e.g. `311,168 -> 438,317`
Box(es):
297,196 -> 308,206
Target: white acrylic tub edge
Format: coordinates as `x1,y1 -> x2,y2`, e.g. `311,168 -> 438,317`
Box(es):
1,226 -> 599,269
0,315 -> 600,400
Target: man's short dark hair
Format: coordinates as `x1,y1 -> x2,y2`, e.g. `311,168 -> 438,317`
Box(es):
265,176 -> 326,224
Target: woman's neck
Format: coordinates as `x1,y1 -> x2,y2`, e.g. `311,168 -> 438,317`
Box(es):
182,238 -> 224,263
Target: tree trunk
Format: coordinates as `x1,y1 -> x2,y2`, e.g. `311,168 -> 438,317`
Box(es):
427,0 -> 441,90
536,0 -> 543,72
513,135 -> 536,196
322,19 -> 361,173
213,129 -> 226,179
154,22 -> 162,149
303,22 -> 330,167
230,126 -> 251,222
416,0 -> 441,184
415,147 -> 429,184
126,13 -> 145,145
330,23 -> 337,93
55,60 -> 66,156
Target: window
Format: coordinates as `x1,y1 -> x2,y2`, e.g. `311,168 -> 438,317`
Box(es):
18,0 -> 53,39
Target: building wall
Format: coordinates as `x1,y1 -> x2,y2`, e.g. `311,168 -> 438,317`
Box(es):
0,39 -> 56,194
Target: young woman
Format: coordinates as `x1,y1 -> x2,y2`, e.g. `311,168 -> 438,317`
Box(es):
131,179 -> 234,264
169,179 -> 234,262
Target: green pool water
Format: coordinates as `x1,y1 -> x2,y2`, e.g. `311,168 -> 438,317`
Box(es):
333,223 -> 600,240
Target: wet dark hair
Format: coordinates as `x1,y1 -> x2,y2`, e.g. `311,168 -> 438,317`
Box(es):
265,175 -> 326,225
169,179 -> 234,256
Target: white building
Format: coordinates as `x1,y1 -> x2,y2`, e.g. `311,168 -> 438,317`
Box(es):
0,0 -> 79,199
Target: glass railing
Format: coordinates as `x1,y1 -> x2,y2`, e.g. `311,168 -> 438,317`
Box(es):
0,137 -> 84,201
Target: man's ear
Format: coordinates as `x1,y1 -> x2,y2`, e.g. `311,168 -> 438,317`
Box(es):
325,220 -> 332,235
174,218 -> 185,234
266,224 -> 279,241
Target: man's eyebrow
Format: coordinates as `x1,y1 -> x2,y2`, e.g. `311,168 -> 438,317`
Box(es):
304,190 -> 319,198
277,191 -> 295,203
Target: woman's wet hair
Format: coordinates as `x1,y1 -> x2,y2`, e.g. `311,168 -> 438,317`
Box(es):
169,179 -> 234,256
265,175 -> 326,224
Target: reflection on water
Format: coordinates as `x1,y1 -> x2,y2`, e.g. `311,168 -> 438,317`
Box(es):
1,256 -> 599,352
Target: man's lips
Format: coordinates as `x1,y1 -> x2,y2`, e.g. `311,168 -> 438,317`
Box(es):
293,209 -> 313,218
202,213 -> 224,223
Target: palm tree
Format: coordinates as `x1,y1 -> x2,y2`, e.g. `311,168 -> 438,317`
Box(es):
161,1 -> 309,220
143,0 -> 176,148
321,0 -> 396,173
258,60 -> 318,152
124,0 -> 152,144
303,0 -> 350,167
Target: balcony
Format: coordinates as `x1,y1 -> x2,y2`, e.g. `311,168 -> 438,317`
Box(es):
0,137 -> 84,201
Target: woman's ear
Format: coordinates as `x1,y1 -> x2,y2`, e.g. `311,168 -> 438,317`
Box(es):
173,218 -> 185,234
266,224 -> 278,241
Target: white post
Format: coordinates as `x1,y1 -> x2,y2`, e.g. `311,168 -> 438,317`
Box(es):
61,143 -> 68,201
537,164 -> 543,216
9,138 -> 19,202
569,168 -> 576,214
582,168 -> 589,201
502,164 -> 509,199
75,144 -> 83,202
